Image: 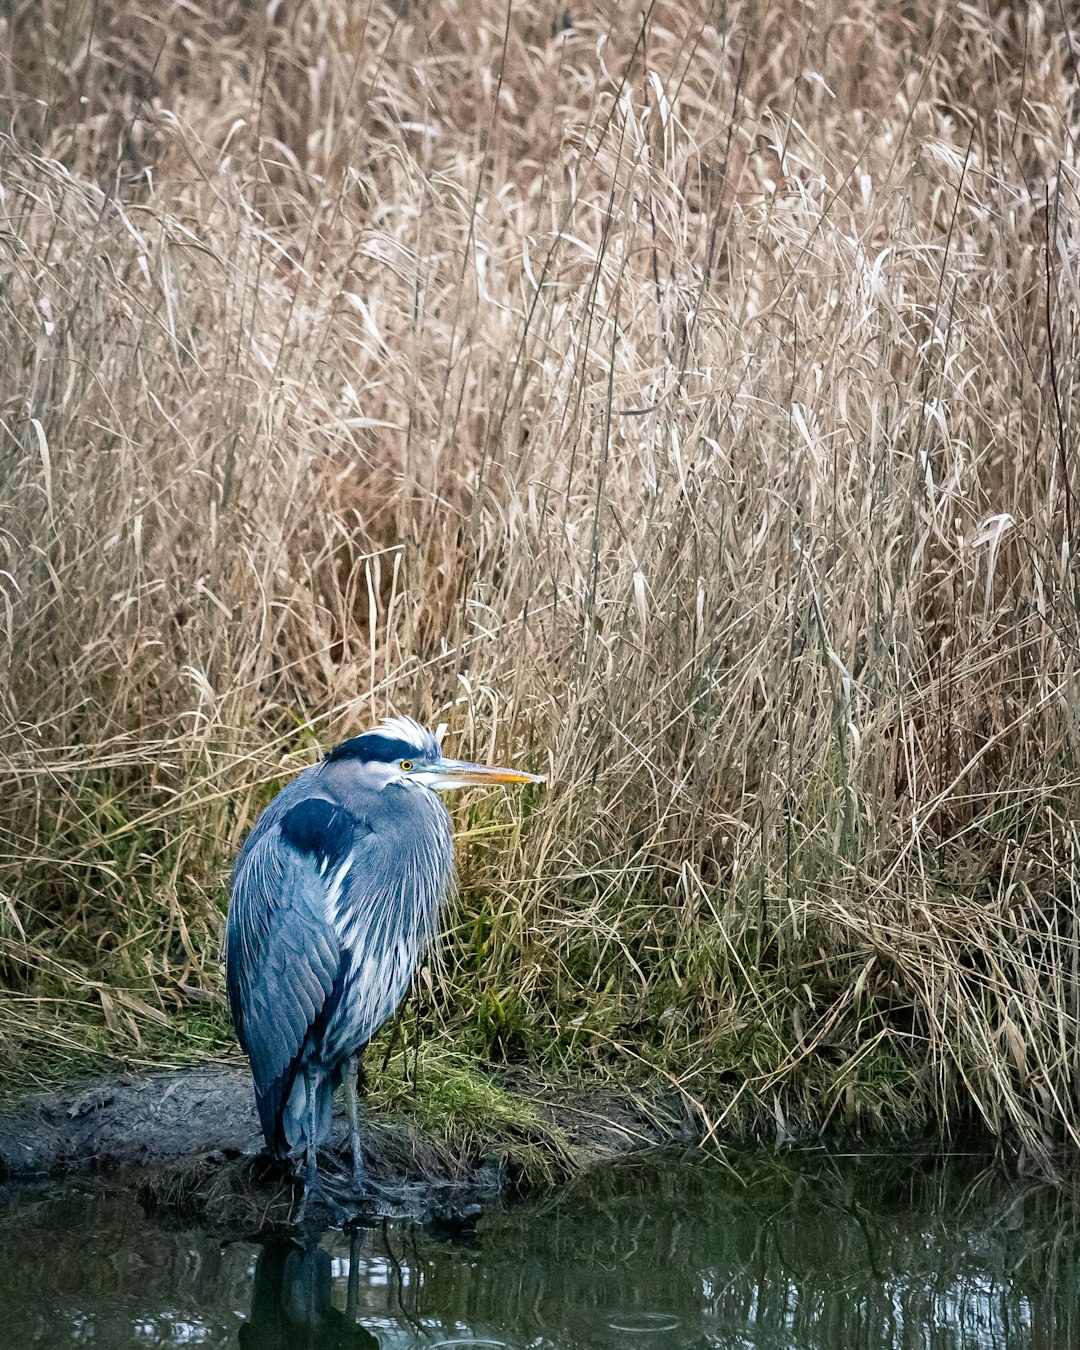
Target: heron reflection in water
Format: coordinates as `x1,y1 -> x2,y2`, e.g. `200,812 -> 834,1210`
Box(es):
226,717 -> 544,1208
239,1236 -> 378,1350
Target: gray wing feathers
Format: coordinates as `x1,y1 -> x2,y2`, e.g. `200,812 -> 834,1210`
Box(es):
226,831 -> 340,1104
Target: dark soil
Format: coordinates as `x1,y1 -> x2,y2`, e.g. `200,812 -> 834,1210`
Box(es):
0,1062 -> 695,1236
0,1063 -> 263,1177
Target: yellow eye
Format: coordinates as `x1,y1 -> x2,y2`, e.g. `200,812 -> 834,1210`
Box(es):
400,759 -> 413,771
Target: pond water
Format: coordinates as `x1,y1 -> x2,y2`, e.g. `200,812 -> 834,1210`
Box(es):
1,1149 -> 1078,1349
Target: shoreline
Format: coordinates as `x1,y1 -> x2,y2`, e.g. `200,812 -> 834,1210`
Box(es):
0,1061 -> 696,1233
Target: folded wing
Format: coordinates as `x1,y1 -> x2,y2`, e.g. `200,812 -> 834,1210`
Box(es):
226,797 -> 366,1153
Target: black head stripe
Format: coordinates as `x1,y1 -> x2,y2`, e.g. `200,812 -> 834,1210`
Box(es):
325,733 -> 421,764
279,798 -> 354,870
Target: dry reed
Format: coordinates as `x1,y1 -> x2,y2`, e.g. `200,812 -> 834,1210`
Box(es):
1,0 -> 1079,1169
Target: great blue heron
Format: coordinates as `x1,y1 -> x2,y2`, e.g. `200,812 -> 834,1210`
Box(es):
226,716 -> 544,1207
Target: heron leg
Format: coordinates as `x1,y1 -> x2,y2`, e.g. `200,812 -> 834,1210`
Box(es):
295,1068 -> 321,1221
306,1066 -> 321,1190
345,1054 -> 365,1188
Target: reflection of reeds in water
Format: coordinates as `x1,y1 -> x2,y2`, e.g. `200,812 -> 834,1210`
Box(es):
348,1153 -> 1080,1348
0,1155 -> 1078,1347
2,0 -> 1080,1167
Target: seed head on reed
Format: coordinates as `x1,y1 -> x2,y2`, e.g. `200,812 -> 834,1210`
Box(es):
2,0 -> 1079,1168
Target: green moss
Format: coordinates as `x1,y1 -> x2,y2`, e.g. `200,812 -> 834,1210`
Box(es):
364,1039 -> 578,1184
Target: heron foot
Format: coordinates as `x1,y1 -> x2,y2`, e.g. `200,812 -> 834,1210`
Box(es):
320,1151 -> 397,1204
347,1175 -> 400,1204
294,1173 -> 350,1223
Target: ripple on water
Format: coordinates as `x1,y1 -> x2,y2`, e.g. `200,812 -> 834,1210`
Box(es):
429,1341 -> 509,1349
607,1312 -> 681,1333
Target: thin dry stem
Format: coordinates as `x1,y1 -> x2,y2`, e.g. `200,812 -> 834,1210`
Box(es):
1,0 -> 1079,1166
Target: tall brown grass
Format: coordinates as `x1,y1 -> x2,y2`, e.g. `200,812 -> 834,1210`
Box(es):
1,0 -> 1079,1168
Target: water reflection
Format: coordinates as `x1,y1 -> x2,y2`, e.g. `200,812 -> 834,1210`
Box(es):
0,1150 -> 1078,1348
240,1237 -> 378,1350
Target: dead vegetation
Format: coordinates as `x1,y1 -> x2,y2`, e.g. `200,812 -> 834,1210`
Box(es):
1,0 -> 1079,1170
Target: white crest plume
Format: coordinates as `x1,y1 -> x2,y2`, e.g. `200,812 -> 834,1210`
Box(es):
376,715 -> 439,756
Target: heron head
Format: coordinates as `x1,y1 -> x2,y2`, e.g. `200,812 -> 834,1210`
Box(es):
324,716 -> 545,793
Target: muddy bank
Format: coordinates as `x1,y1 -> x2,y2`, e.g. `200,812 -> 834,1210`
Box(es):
0,1064 -> 263,1177
0,1062 -> 695,1233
